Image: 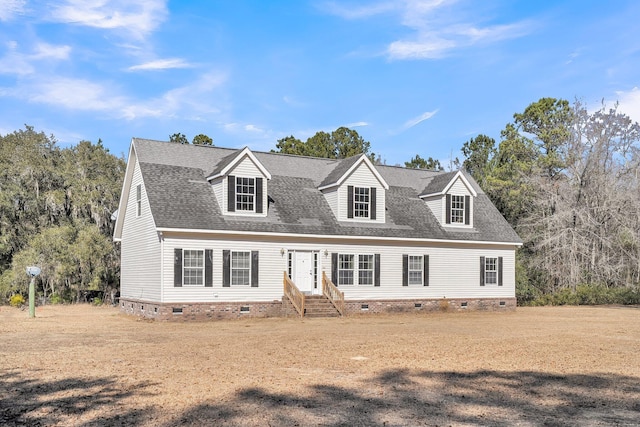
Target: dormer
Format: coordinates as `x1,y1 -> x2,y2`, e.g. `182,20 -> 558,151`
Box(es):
419,170 -> 477,228
318,154 -> 389,223
207,147 -> 271,217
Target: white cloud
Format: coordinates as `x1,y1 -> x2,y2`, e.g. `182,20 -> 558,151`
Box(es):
23,77 -> 127,112
320,1 -> 396,19
403,109 -> 439,129
345,121 -> 369,128
49,0 -> 168,39
0,0 -> 26,21
127,58 -> 193,71
326,0 -> 532,60
0,41 -> 71,75
614,87 -> 640,123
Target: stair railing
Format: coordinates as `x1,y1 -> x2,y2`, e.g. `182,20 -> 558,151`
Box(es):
283,272 -> 305,317
322,272 -> 345,316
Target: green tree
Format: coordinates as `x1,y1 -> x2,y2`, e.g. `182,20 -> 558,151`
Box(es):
192,134 -> 213,145
404,154 -> 443,171
273,127 -> 375,160
513,97 -> 572,178
460,134 -> 496,184
169,133 -> 189,144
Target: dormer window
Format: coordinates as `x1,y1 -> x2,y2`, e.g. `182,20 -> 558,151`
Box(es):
450,195 -> 465,224
446,194 -> 470,226
236,177 -> 255,212
354,187 -> 370,218
347,185 -> 377,220
227,175 -> 263,214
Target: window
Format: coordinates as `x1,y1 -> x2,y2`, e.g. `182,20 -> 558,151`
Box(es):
183,250 -> 204,286
231,251 -> 251,285
358,254 -> 374,285
353,187 -> 370,218
450,195 -> 465,224
402,254 -> 429,286
136,184 -> 141,217
333,253 -> 379,286
236,177 -> 255,211
484,257 -> 498,285
338,254 -> 354,285
408,256 -> 423,285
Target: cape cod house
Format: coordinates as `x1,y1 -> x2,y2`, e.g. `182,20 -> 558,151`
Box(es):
113,138 -> 521,320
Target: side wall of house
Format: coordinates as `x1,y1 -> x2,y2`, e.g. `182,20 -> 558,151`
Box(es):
120,158 -> 161,302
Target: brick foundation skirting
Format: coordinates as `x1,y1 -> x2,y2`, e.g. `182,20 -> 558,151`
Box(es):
120,296 -> 516,321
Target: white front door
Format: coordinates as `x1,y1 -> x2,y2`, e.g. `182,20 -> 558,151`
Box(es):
293,251 -> 316,294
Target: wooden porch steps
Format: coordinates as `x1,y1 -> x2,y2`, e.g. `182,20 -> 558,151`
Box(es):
303,295 -> 341,318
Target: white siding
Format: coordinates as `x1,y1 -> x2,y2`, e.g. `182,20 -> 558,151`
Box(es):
424,196 -> 442,225
323,188 -> 338,218
211,177 -> 224,212
159,233 -> 516,303
120,158 -> 161,301
449,177 -> 471,195
336,163 -> 386,223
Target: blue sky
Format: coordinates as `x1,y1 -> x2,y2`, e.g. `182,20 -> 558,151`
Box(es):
1,1 -> 639,166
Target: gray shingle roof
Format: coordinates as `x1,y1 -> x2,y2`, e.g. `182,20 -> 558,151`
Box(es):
132,138 -> 521,244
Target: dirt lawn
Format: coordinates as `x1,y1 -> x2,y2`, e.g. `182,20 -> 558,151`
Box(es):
1,305 -> 639,426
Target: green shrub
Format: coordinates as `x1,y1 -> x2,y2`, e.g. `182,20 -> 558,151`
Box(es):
50,293 -> 63,304
92,297 -> 102,306
9,294 -> 25,307
528,284 -> 640,306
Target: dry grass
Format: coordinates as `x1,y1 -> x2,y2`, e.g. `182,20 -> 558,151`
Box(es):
1,304 -> 639,426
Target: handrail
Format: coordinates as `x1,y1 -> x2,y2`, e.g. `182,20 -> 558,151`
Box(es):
283,272 -> 305,317
322,272 -> 345,316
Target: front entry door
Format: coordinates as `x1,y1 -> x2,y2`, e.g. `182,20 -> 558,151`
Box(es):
293,251 -> 316,294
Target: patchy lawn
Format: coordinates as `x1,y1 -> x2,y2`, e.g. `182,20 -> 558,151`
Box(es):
1,305 -> 639,426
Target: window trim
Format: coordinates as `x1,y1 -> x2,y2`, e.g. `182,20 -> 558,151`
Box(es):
334,253 -> 378,286
484,257 -> 498,285
407,255 -> 424,286
231,250 -> 252,286
353,186 -> 370,219
235,176 -> 256,212
446,194 -> 471,226
450,194 -> 465,224
182,249 -> 205,287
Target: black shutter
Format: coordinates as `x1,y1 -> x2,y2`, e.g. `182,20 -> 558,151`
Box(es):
464,195 -> 470,225
255,177 -> 263,214
174,249 -> 182,287
251,251 -> 259,287
331,253 -> 338,285
423,255 -> 429,286
205,249 -> 213,287
347,186 -> 354,218
227,175 -> 235,212
402,254 -> 408,286
480,256 -> 485,286
374,253 -> 380,287
498,257 -> 503,286
445,194 -> 451,224
222,250 -> 230,287
370,187 -> 376,220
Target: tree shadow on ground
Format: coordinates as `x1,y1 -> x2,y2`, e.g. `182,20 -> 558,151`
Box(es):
0,370 -> 157,426
170,369 -> 640,426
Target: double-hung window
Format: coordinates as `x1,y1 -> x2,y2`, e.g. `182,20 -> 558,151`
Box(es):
231,251 -> 251,285
353,187 -> 370,218
358,254 -> 374,285
338,254 -> 354,285
450,195 -> 465,224
183,250 -> 204,286
484,257 -> 498,285
236,177 -> 255,212
408,256 -> 424,285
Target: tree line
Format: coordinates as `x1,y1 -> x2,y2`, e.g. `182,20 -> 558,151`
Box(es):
3,97 -> 640,305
